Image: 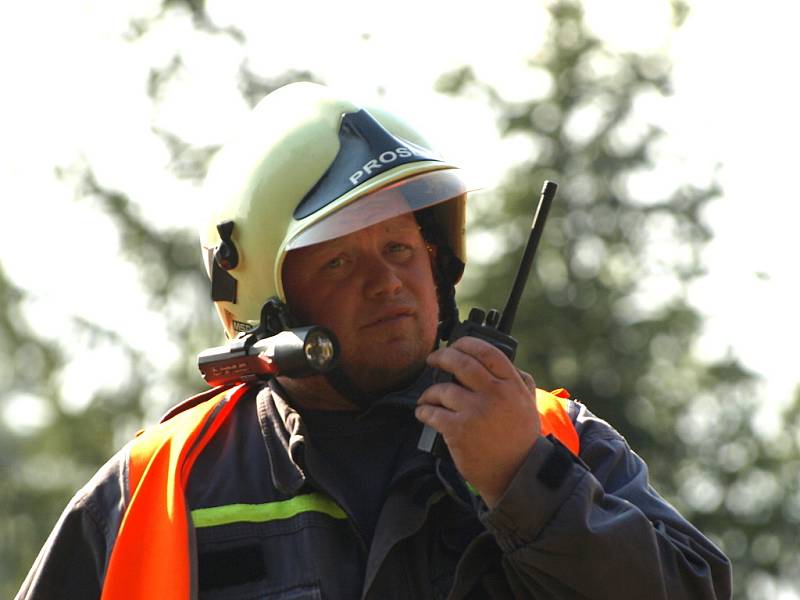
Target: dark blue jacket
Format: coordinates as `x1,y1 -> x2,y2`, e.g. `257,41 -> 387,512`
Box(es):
17,380 -> 731,599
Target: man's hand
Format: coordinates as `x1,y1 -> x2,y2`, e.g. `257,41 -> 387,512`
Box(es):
415,336 -> 541,507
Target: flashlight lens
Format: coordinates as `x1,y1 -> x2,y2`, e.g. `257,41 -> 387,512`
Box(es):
304,330 -> 335,370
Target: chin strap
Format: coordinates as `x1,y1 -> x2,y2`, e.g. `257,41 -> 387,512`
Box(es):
435,276 -> 459,343
414,207 -> 462,343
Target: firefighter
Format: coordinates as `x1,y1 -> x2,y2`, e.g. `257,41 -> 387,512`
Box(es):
17,82 -> 731,599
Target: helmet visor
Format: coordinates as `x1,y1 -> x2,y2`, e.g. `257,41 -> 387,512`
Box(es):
285,168 -> 473,251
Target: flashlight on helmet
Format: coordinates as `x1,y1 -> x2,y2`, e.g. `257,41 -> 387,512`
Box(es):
198,326 -> 339,387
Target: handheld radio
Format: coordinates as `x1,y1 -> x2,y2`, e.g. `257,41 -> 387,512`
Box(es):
418,180 -> 558,455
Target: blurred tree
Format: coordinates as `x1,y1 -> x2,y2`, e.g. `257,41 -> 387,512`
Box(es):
0,260 -> 148,593
440,1 -> 800,597
2,0 -> 798,598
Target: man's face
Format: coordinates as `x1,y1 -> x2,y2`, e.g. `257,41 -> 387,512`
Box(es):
282,212 -> 439,396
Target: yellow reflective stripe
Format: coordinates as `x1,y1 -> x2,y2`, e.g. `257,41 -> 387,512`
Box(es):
191,493 -> 347,528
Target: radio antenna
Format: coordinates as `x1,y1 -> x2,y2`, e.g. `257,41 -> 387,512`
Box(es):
497,180 -> 558,334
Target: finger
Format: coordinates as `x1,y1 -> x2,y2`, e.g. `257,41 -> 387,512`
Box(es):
516,368 -> 537,392
414,403 -> 462,439
418,382 -> 481,413
426,349 -> 488,393
448,336 -> 519,380
427,339 -> 517,392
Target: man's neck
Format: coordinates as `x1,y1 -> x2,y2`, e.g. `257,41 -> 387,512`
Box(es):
276,374 -> 359,411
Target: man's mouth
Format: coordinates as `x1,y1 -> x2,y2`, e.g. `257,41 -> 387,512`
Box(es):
362,308 -> 415,329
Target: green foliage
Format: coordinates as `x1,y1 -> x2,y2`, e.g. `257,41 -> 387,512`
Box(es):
442,1 -> 800,596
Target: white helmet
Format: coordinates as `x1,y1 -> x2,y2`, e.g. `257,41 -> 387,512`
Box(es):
199,82 -> 471,338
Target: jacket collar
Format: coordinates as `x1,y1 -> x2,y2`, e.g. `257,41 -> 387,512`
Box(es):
255,381 -> 308,496
255,371 -> 474,508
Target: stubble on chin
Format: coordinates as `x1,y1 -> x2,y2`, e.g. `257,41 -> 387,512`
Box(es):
341,334 -> 434,396
276,354 -> 427,410
342,357 -> 427,397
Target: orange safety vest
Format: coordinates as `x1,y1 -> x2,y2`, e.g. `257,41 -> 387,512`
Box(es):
101,386 -> 579,600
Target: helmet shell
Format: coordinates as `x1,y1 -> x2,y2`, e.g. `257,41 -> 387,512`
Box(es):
200,82 -> 467,338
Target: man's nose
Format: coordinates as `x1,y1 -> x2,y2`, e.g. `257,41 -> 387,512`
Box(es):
363,257 -> 403,298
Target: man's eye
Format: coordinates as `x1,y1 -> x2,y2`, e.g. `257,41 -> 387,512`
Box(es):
324,256 -> 346,270
387,243 -> 412,256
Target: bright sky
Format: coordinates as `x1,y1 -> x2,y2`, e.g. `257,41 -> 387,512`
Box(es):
1,0 -> 798,431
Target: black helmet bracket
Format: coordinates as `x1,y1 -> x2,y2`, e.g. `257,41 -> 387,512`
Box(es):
210,220 -> 239,303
